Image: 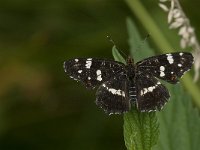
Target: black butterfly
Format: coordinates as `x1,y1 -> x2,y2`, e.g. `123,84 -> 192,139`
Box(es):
63,52 -> 194,114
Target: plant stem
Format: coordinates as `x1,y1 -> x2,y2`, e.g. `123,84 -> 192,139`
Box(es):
125,0 -> 173,52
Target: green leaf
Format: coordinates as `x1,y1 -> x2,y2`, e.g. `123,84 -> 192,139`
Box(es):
112,45 -> 126,64
126,17 -> 154,62
124,18 -> 159,150
112,47 -> 159,150
153,85 -> 200,150
112,18 -> 159,150
124,109 -> 159,150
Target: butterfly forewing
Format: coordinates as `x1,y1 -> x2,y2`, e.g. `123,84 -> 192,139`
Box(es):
96,75 -> 131,114
136,52 -> 194,84
136,74 -> 170,112
63,58 -> 126,88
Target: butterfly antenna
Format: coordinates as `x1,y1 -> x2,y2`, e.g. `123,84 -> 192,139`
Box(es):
144,33 -> 150,41
135,33 -> 150,53
106,35 -> 127,58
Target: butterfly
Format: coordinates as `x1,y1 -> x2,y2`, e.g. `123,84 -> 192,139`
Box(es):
63,52 -> 194,114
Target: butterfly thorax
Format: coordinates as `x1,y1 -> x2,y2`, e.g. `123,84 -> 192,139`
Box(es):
125,57 -> 137,102
126,57 -> 135,80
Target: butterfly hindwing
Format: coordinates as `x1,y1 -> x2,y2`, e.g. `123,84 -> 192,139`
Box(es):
136,74 -> 170,112
96,75 -> 131,114
136,52 -> 194,84
63,58 -> 126,88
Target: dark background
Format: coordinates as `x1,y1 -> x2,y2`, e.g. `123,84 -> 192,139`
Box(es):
0,0 -> 199,149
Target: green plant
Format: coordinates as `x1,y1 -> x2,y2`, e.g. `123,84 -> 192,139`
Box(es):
112,18 -> 200,150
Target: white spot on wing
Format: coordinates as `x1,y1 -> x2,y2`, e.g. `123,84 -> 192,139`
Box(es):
78,70 -> 82,73
143,88 -> 148,95
140,82 -> 161,96
63,62 -> 67,72
75,59 -> 79,62
160,66 -> 165,71
64,68 -> 67,73
178,64 -> 182,67
140,90 -> 143,96
85,60 -> 92,69
160,65 -> 165,77
166,54 -> 174,64
97,76 -> 102,81
96,70 -> 101,76
179,53 -> 183,56
157,81 -> 161,85
96,70 -> 102,81
148,86 -> 156,92
108,88 -> 125,97
160,71 -> 165,77
70,76 -> 78,81
88,77 -> 91,80
102,84 -> 125,97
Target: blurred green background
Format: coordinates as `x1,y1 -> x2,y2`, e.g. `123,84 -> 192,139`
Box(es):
0,0 -> 199,150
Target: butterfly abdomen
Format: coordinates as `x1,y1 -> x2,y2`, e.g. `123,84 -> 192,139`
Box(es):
128,81 -> 137,102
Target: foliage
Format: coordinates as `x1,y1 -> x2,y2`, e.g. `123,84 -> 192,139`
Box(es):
112,46 -> 126,64
124,109 -> 159,150
123,18 -> 200,150
112,18 -> 159,150
154,85 -> 200,150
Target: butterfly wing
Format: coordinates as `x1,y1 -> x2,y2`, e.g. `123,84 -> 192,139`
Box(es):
96,75 -> 130,114
136,52 -> 194,84
63,58 -> 126,88
136,74 -> 170,112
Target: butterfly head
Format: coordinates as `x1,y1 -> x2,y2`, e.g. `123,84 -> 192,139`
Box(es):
126,56 -> 134,65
